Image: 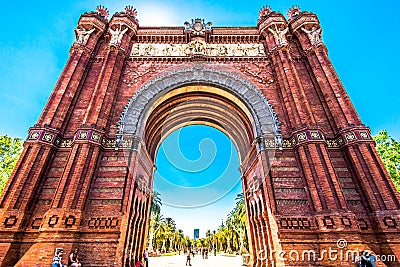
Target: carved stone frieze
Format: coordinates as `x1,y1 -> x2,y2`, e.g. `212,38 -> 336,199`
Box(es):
130,41 -> 266,58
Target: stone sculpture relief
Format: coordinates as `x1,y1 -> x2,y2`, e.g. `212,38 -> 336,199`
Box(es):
130,40 -> 266,57
301,26 -> 322,45
268,24 -> 289,46
75,27 -> 95,45
109,24 -> 129,46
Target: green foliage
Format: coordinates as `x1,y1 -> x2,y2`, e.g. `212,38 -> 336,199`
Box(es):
0,135 -> 23,194
151,190 -> 162,215
373,130 -> 400,192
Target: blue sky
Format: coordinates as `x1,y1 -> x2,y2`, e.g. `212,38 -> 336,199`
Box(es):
1,1 -> 399,237
154,125 -> 242,237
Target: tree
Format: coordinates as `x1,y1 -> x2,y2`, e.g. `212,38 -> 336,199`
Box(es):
0,135 -> 23,193
164,217 -> 176,252
150,190 -> 162,215
148,212 -> 165,251
174,229 -> 184,251
373,130 -> 400,192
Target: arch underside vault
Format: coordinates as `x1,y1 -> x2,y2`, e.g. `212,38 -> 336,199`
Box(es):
117,64 -> 282,158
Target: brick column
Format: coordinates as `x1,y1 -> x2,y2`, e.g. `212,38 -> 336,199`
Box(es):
346,142 -> 400,211
289,11 -> 361,131
82,13 -> 138,130
243,146 -> 283,267
297,142 -> 346,211
258,11 -> 316,131
251,203 -> 262,267
117,138 -> 154,266
38,13 -> 107,131
257,207 -> 269,267
243,179 -> 258,267
119,145 -> 140,266
0,11 -> 108,267
0,141 -> 53,266
34,13 -> 140,266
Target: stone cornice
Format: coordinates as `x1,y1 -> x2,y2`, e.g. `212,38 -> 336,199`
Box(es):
257,14 -> 287,36
78,14 -> 108,32
288,13 -> 319,33
109,14 -> 139,36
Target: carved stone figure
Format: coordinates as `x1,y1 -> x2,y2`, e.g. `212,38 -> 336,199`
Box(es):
186,40 -> 206,54
268,25 -> 289,46
75,27 -> 95,45
301,26 -> 322,45
109,24 -> 129,46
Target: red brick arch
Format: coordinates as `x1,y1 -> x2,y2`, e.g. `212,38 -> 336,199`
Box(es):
0,6 -> 399,267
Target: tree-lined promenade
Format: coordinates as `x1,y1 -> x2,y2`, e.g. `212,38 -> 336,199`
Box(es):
148,191 -> 250,256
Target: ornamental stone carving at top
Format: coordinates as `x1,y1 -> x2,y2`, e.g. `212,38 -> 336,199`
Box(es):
287,5 -> 301,21
130,41 -> 266,58
95,5 -> 109,20
109,24 -> 129,46
259,5 -> 272,20
124,5 -> 138,18
74,27 -> 95,45
268,24 -> 289,46
301,26 -> 322,45
184,18 -> 212,36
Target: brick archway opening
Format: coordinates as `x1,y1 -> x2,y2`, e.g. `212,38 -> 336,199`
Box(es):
117,65 -> 283,266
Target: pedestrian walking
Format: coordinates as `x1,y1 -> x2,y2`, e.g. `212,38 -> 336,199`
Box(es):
186,248 -> 192,266
143,248 -> 149,267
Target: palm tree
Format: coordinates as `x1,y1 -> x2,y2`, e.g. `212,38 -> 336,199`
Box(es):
148,212 -> 165,251
163,217 -> 176,252
157,224 -> 167,253
224,218 -> 234,254
229,193 -> 248,254
212,230 -> 217,254
174,229 -> 184,252
150,191 -> 162,215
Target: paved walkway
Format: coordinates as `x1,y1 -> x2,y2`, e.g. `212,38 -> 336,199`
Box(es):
148,254 -> 243,267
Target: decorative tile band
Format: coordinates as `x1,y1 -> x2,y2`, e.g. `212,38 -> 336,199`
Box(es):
27,128 -> 374,150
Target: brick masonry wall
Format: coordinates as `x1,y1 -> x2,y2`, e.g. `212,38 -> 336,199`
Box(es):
0,8 -> 399,267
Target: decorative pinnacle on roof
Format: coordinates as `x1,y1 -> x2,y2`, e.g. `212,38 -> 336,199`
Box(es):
288,5 -> 301,21
259,5 -> 272,19
125,5 -> 138,18
96,5 -> 109,19
184,18 -> 212,35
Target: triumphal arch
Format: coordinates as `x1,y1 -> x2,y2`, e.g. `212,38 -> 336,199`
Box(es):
0,5 -> 399,267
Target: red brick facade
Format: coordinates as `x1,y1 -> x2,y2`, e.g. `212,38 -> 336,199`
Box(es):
0,5 -> 399,267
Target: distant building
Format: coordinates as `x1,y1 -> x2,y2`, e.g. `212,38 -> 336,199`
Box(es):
194,229 -> 199,240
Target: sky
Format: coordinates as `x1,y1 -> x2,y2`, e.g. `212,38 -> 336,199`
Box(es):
154,125 -> 242,237
0,0 -> 399,237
